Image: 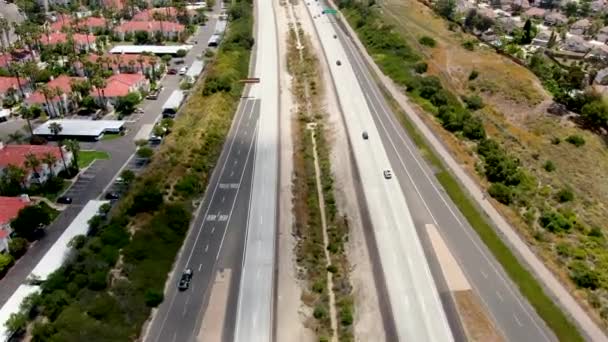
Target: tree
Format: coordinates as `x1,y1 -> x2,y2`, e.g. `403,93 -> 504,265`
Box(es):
4,312 -> 27,337
7,131 -> 24,144
563,1 -> 578,16
64,140 -> 81,170
581,100 -> 608,127
39,84 -> 58,118
42,152 -> 58,177
115,92 -> 141,115
11,204 -> 53,241
120,169 -> 136,185
136,146 -> 154,159
49,122 -> 69,173
0,164 -> 26,195
91,76 -> 107,109
8,237 -> 28,259
522,19 -> 534,44
435,0 -> 456,20
20,106 -> 35,137
24,153 -> 42,182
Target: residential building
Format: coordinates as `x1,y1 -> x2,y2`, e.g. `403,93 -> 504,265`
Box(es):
594,67 -> 608,84
113,20 -> 185,40
40,32 -> 97,52
596,26 -> 608,42
591,0 -> 607,12
90,73 -> 149,105
562,34 -> 592,53
0,195 -> 31,253
25,75 -> 84,117
570,18 -> 592,36
0,77 -> 30,102
524,7 -> 546,18
0,50 -> 34,68
0,142 -> 73,187
544,11 -> 568,26
133,7 -> 199,22
77,53 -> 159,76
497,16 -> 524,33
50,16 -> 108,33
532,30 -> 554,47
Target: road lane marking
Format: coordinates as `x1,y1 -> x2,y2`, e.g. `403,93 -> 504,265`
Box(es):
205,244 -> 209,252
233,159 -> 238,165
219,214 -> 229,221
206,215 -> 217,221
171,332 -> 177,342
480,270 -> 488,279
211,226 -> 215,234
216,123 -> 259,261
199,264 -> 203,271
496,290 -> 504,302
230,170 -> 235,177
513,314 -> 524,327
237,149 -> 241,155
221,196 -> 225,203
341,30 -> 553,341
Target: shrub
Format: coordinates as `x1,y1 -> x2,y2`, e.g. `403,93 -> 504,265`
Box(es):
565,134 -> 585,147
463,116 -> 486,140
569,260 -> 600,289
0,253 -> 14,275
340,306 -> 354,326
462,94 -> 484,110
488,182 -> 513,204
538,210 -> 573,233
555,188 -> 574,202
413,62 -> 428,74
128,185 -> 164,215
327,264 -> 338,273
176,49 -> 187,57
8,237 -> 28,259
551,136 -> 561,145
144,289 -> 164,307
419,36 -> 436,47
543,160 -> 556,172
468,69 -> 479,81
462,40 -> 476,50
313,306 -> 326,319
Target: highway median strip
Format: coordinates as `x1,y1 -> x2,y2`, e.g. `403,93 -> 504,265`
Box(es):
287,18 -> 354,342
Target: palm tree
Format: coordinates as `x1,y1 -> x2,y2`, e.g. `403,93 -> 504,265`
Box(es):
7,131 -> 24,144
0,18 -> 9,52
3,164 -> 27,190
53,87 -> 67,117
7,62 -> 25,98
39,84 -> 58,118
127,59 -> 136,73
49,122 -> 69,173
64,140 -> 80,170
20,106 -> 35,137
91,76 -> 107,109
24,153 -> 42,183
136,55 -> 146,76
148,55 -> 159,80
42,152 -> 58,177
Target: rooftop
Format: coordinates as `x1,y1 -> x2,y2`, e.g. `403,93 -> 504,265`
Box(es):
114,20 -> 185,33
40,32 -> 96,46
0,196 -> 30,226
0,143 -> 63,170
109,44 -> 193,55
33,119 -> 125,138
26,75 -> 83,104
0,77 -> 22,94
92,73 -> 146,98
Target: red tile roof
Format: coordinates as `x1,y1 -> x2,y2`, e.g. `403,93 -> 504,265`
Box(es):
41,32 -> 96,46
0,144 -> 63,174
115,20 -> 185,33
0,77 -> 22,95
133,7 -> 178,21
92,73 -> 146,98
26,75 -> 83,105
103,0 -> 125,10
51,16 -> 108,32
89,53 -> 154,66
0,196 -> 30,226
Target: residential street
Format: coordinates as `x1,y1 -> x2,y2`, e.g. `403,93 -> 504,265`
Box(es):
0,12 -> 220,307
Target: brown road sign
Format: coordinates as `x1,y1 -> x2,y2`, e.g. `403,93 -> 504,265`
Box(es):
239,78 -> 260,83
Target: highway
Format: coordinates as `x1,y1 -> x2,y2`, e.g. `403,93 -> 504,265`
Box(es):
144,98 -> 260,342
232,0 -> 280,339
308,1 -> 557,341
304,2 -> 453,342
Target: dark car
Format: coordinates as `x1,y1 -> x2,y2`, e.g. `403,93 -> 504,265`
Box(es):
178,268 -> 193,291
362,131 -> 368,140
57,196 -> 72,204
336,60 -> 342,66
168,68 -> 178,75
105,192 -> 120,200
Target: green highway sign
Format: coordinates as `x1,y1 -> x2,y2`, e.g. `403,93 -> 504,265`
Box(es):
323,8 -> 337,14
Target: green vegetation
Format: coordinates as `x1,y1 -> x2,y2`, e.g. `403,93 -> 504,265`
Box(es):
340,1 -> 585,340
565,134 -> 586,147
10,202 -> 58,242
78,150 -> 110,169
6,0 -> 255,340
101,133 -> 123,141
418,35 -> 436,47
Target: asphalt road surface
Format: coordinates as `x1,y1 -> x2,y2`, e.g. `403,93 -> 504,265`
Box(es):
0,14 -> 219,307
144,98 -> 260,342
323,4 -> 556,341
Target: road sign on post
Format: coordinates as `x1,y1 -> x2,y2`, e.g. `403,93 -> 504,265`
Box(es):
323,8 -> 337,14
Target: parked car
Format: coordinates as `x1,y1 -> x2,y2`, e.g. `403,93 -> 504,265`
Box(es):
168,68 -> 178,75
134,107 -> 144,114
383,170 -> 392,179
178,268 -> 193,291
178,66 -> 188,75
105,192 -> 120,200
57,196 -> 72,204
146,88 -> 162,100
336,60 -> 342,66
362,131 -> 368,140
149,135 -> 163,144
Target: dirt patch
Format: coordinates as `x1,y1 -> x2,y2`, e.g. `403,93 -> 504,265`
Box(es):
454,290 -> 504,342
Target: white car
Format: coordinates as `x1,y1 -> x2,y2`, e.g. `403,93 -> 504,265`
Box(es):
178,66 -> 188,75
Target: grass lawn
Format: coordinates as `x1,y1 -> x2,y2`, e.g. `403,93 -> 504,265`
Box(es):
78,150 -> 111,169
101,133 -> 123,141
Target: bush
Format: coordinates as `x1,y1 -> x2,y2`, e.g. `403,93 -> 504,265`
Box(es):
463,116 -> 486,140
543,160 -> 556,172
0,253 -> 14,275
565,134 -> 585,147
538,210 -> 573,233
313,306 -> 326,319
462,40 -> 476,50
8,237 -> 28,259
469,69 -> 479,81
488,182 -> 513,204
419,36 -> 436,47
340,306 -> 354,326
569,260 -> 600,289
144,289 -> 164,307
413,62 -> 428,74
462,94 -> 484,110
128,185 -> 164,215
136,146 -> 154,159
176,49 -> 187,57
551,136 -> 561,145
556,188 -> 574,203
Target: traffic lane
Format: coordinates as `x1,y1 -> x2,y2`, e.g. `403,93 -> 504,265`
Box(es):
336,22 -> 554,342
146,99 -> 259,342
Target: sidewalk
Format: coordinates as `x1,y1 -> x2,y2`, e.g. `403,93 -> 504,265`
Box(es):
329,2 -> 608,341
